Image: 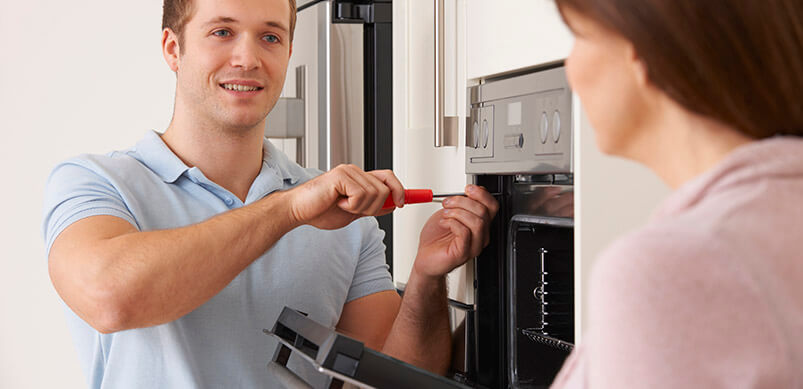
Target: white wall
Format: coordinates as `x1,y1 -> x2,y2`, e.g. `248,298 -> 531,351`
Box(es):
0,1 -> 175,387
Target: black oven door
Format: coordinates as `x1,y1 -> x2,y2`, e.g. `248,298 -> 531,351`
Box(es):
264,307 -> 471,389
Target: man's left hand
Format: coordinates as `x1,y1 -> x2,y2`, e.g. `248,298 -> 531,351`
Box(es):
413,185 -> 499,278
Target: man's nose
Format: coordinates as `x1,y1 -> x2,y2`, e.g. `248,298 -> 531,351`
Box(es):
229,36 -> 261,70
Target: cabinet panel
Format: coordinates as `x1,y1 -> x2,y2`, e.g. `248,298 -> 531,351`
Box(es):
393,0 -> 472,303
406,0 -> 435,130
466,0 -> 573,79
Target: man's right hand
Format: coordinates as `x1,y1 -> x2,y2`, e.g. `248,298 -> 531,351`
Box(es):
280,165 -> 406,230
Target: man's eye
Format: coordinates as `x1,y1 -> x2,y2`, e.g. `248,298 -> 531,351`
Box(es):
263,35 -> 279,43
212,30 -> 231,37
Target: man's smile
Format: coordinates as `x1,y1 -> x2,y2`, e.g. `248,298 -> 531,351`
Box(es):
218,80 -> 264,94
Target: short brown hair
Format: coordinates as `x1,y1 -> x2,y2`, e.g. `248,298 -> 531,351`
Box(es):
162,0 -> 298,47
556,0 -> 803,138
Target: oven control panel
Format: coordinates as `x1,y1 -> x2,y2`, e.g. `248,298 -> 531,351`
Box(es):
466,66 -> 573,175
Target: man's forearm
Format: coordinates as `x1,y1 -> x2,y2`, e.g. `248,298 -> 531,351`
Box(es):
380,268 -> 453,375
79,191 -> 299,331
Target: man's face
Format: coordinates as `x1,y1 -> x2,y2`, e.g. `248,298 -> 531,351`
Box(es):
171,0 -> 292,132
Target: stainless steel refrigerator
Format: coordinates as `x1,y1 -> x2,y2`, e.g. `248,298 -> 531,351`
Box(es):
265,0 -> 395,270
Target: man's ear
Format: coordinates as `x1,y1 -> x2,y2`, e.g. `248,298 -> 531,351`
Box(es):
162,28 -> 180,72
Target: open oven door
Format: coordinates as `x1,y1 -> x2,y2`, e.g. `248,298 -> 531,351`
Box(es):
264,307 -> 470,389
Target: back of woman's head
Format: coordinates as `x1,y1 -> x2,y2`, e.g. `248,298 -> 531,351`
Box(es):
555,0 -> 803,139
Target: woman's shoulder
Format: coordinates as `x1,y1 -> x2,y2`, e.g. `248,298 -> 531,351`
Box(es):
585,221 -> 792,387
590,218 -> 752,314
594,220 -> 715,277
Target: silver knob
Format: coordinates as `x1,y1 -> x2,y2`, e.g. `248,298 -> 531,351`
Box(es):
472,120 -> 480,148
540,112 -> 549,144
482,119 -> 490,148
552,110 -> 561,143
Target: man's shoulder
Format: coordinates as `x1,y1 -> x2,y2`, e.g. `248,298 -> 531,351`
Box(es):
50,147 -> 150,182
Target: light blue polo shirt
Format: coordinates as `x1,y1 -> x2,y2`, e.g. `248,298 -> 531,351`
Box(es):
42,131 -> 394,389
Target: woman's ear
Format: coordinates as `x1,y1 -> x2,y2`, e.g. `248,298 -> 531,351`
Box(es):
162,28 -> 180,73
626,43 -> 649,88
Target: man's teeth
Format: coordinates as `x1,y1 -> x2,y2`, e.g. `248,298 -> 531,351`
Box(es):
222,84 -> 260,92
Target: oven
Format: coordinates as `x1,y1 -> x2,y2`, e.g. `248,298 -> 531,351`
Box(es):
467,64 -> 576,388
262,65 -> 576,389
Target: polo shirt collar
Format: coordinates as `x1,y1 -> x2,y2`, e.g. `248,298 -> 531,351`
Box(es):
261,137 -> 305,185
136,131 -> 306,186
136,131 -> 190,183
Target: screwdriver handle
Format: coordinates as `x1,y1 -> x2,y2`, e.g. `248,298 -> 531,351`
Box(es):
382,189 -> 434,209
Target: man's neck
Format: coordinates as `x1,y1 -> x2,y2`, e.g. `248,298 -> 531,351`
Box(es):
161,113 -> 266,202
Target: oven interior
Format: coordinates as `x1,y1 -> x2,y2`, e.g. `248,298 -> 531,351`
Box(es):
509,216 -> 574,388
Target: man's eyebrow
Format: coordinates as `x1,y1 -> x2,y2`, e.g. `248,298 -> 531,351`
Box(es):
202,16 -> 238,27
265,21 -> 289,33
201,16 -> 288,33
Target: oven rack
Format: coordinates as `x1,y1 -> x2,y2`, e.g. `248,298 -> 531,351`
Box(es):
520,328 -> 574,353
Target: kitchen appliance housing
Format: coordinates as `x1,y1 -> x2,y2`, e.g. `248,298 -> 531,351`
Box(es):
464,64 -> 576,388
265,0 -> 395,270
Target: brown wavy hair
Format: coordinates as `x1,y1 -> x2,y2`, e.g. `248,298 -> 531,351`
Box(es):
555,0 -> 803,138
162,0 -> 298,48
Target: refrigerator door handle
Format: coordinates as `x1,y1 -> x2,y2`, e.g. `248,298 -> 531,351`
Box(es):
435,0 -> 458,147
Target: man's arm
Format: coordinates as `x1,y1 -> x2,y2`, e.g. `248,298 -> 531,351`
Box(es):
383,269 -> 452,373
336,185 -> 498,374
48,165 -> 405,334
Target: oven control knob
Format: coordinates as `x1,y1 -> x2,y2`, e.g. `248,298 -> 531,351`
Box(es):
482,119 -> 490,148
472,120 -> 480,148
552,110 -> 561,143
540,112 -> 549,144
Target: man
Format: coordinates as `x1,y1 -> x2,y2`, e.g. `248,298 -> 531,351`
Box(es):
42,0 -> 498,387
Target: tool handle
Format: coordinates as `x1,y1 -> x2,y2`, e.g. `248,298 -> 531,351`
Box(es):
382,189 -> 434,209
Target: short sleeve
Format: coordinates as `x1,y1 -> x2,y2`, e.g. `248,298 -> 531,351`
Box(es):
345,217 -> 394,302
42,158 -> 138,255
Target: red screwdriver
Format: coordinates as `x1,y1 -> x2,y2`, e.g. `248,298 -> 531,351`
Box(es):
382,189 -> 486,210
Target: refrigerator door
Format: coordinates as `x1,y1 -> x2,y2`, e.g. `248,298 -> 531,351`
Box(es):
330,22 -> 365,168
266,1 -> 364,171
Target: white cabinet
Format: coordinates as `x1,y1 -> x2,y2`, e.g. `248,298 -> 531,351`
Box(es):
466,0 -> 573,80
392,0 -> 474,303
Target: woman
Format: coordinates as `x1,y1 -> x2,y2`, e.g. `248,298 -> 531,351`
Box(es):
551,1 -> 803,387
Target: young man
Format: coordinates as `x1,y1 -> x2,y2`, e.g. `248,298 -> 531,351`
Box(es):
42,0 -> 498,387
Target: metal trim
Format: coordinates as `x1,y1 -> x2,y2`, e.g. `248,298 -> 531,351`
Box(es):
317,1 -> 332,171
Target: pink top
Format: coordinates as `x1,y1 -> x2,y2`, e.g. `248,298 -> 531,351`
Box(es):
552,137 -> 803,388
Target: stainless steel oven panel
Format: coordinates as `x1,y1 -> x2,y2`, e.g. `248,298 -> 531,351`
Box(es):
466,66 -> 572,175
